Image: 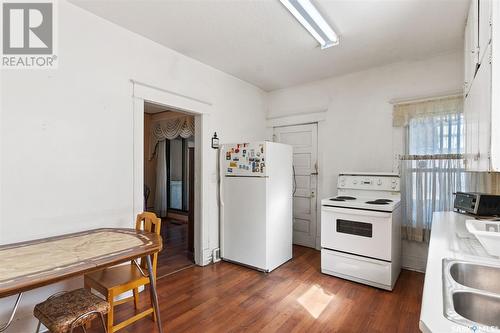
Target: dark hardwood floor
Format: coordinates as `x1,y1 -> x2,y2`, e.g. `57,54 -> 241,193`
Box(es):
94,246 -> 424,333
156,218 -> 194,278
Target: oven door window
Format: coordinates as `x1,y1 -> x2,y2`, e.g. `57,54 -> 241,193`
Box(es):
336,219 -> 373,238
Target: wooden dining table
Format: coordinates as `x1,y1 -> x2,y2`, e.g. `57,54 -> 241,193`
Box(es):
0,228 -> 163,333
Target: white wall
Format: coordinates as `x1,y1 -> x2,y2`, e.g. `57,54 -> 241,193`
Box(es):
267,51 -> 464,269
0,1 -> 266,330
268,51 -> 463,198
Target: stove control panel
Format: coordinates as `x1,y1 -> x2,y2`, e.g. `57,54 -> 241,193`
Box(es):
338,174 -> 400,192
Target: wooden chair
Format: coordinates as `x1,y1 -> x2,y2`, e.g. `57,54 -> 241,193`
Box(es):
84,212 -> 162,333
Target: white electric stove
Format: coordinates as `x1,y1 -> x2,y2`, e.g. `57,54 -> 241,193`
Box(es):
320,172 -> 401,291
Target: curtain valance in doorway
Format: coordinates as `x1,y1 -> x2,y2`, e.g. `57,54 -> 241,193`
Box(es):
150,116 -> 194,159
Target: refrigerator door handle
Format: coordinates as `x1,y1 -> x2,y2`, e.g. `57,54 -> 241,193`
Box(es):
219,147 -> 225,256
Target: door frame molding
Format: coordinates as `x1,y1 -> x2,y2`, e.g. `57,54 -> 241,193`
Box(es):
131,79 -> 212,266
267,110 -> 326,250
266,110 -> 327,128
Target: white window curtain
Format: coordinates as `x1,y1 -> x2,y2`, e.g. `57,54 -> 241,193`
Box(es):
154,140 -> 168,217
401,158 -> 464,242
149,116 -> 194,159
393,96 -> 463,127
395,96 -> 464,242
151,116 -> 194,217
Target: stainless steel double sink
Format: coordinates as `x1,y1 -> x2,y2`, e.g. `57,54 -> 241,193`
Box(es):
443,259 -> 500,330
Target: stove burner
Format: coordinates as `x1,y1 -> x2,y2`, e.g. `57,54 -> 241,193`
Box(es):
336,196 -> 356,200
330,198 -> 346,201
374,199 -> 393,203
366,200 -> 389,205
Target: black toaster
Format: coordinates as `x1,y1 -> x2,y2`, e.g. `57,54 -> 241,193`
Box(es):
454,192 -> 500,216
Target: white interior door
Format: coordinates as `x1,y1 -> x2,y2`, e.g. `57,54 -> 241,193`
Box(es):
273,123 -> 318,248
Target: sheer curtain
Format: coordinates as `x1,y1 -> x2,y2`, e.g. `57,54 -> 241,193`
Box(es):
396,96 -> 464,242
154,140 -> 168,217
401,158 -> 464,242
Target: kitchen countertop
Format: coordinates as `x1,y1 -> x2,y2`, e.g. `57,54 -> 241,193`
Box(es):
420,211 -> 500,333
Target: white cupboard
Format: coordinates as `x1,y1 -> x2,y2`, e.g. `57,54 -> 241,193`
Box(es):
491,0 -> 500,170
465,44 -> 491,171
464,0 -> 479,95
464,0 -> 500,172
479,0 -> 492,63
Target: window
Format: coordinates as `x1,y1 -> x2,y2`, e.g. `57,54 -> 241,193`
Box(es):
167,137 -> 192,212
394,96 -> 464,243
407,113 -> 464,156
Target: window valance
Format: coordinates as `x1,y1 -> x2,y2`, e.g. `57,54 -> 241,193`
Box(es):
149,116 -> 194,159
392,95 -> 463,127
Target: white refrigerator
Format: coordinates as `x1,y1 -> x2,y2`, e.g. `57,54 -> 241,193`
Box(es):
220,141 -> 293,272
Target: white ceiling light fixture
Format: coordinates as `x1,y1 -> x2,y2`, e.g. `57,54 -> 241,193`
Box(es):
280,0 -> 339,49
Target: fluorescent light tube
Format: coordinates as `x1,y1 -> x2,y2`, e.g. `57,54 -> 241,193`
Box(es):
280,0 -> 339,49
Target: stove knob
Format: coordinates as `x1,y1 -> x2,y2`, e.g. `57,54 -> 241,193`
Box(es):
377,179 -> 382,185
353,180 -> 358,184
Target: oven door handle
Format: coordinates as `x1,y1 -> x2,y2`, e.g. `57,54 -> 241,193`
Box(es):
322,206 -> 392,218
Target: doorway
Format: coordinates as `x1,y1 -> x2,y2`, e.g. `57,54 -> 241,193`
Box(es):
273,123 -> 318,248
144,102 -> 195,277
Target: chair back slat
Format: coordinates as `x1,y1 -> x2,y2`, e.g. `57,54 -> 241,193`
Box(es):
134,212 -> 162,276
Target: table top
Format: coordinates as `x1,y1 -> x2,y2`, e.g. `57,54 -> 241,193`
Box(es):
0,228 -> 162,298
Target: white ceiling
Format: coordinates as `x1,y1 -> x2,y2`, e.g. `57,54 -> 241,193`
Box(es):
72,0 -> 469,91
